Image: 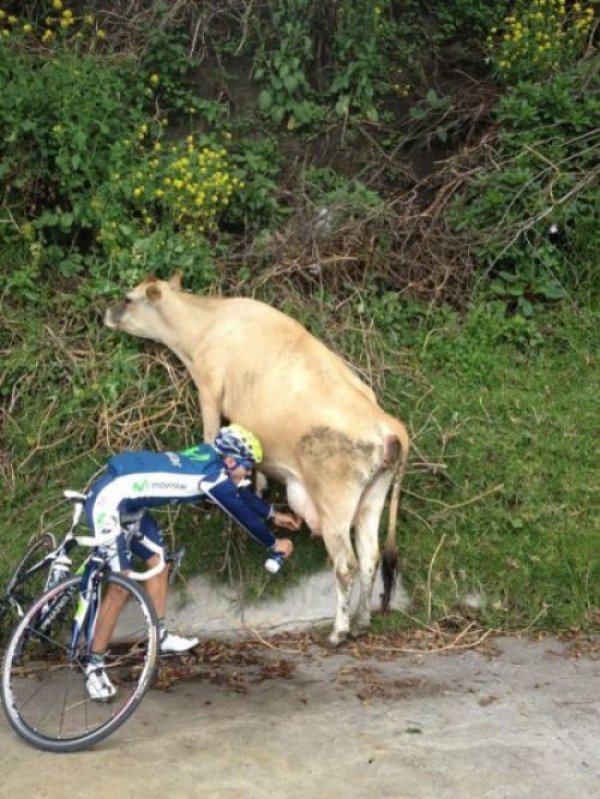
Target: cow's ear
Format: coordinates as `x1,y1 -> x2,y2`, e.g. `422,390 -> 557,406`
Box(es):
146,284 -> 162,302
168,271 -> 183,291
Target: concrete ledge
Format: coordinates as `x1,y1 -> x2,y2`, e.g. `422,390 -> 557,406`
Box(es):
164,569 -> 410,636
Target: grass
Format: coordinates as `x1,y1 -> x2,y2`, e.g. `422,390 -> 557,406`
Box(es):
1,295 -> 598,634
388,301 -> 599,631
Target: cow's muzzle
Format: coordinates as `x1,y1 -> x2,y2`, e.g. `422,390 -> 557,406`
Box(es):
104,303 -> 127,329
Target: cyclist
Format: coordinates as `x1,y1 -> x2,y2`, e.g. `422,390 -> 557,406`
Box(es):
83,424 -> 302,701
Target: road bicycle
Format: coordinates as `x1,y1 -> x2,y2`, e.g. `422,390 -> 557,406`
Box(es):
1,490 -> 185,753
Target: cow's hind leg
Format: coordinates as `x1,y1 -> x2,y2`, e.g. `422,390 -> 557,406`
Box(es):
321,520 -> 357,647
353,472 -> 394,635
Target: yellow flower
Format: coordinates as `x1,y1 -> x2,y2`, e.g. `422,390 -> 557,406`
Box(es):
133,187 -> 144,197
52,0 -> 63,9
97,29 -> 106,40
84,14 -> 94,25
62,9 -> 73,19
42,29 -> 54,42
23,24 -> 32,33
149,73 -> 160,86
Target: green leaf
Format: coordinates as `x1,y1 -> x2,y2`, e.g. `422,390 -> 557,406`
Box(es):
59,213 -> 74,230
258,89 -> 273,111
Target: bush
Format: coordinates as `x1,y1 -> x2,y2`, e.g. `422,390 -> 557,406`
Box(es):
447,61 -> 600,312
488,0 -> 595,84
0,16 -> 285,297
0,45 -> 146,283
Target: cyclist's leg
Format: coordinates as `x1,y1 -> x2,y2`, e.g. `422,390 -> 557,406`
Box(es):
132,513 -> 198,653
131,513 -> 168,618
89,532 -> 130,655
84,474 -> 131,656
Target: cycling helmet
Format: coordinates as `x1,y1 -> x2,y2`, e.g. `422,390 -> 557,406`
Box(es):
214,424 -> 263,465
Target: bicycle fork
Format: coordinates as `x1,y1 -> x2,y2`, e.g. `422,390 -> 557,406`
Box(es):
69,558 -> 102,661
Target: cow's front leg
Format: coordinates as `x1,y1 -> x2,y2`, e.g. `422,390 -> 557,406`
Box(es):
197,385 -> 223,444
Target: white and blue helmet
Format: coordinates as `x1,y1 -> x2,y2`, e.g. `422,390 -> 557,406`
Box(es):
214,424 -> 263,465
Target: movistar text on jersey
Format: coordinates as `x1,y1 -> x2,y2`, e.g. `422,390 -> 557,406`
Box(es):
149,481 -> 188,491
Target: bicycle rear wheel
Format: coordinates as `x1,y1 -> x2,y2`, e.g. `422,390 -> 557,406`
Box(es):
0,533 -> 56,636
1,572 -> 159,753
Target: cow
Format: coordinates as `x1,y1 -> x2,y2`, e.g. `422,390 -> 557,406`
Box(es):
104,272 -> 409,646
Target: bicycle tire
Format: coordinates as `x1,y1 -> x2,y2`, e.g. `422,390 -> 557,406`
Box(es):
1,572 -> 159,753
0,533 -> 56,634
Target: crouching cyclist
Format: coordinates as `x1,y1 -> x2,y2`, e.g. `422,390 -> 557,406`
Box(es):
83,424 -> 302,701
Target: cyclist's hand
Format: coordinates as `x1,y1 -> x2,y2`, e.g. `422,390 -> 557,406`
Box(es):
273,512 -> 302,532
274,538 -> 294,559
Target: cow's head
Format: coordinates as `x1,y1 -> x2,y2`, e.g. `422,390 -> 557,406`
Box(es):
104,272 -> 183,340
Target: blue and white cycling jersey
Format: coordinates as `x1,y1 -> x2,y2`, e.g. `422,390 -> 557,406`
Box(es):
84,444 -> 278,556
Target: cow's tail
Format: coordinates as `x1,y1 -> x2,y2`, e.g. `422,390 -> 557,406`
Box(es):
381,423 -> 410,613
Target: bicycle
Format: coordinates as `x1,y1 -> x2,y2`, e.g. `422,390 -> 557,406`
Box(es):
1,490 -> 185,753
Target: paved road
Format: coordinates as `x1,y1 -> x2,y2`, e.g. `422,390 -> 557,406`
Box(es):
1,633 -> 599,799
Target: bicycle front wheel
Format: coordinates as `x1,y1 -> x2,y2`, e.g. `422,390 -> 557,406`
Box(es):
1,573 -> 159,753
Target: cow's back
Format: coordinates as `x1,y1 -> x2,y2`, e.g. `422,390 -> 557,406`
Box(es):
182,293 -> 378,417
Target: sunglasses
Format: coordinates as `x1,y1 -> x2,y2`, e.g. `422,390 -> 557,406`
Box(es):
228,457 -> 253,472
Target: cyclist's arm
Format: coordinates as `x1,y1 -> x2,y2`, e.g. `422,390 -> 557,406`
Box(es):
237,486 -> 275,521
200,475 -> 277,549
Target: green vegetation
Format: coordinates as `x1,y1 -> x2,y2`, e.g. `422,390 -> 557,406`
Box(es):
382,301 -> 599,630
1,1 -> 598,633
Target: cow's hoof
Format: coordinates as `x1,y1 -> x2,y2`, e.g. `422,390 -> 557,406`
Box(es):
351,615 -> 371,637
326,630 -> 349,649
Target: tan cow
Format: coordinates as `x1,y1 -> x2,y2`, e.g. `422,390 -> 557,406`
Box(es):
104,272 -> 409,646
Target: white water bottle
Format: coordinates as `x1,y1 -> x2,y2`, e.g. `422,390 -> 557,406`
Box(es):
264,551 -> 286,574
